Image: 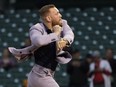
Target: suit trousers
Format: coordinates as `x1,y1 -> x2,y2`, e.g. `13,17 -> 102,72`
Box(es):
28,64 -> 59,87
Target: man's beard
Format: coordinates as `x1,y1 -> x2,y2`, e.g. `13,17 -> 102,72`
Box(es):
52,20 -> 62,27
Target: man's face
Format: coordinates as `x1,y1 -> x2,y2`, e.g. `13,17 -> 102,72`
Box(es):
49,7 -> 62,26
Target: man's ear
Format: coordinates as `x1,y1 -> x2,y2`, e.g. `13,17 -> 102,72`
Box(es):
46,16 -> 51,22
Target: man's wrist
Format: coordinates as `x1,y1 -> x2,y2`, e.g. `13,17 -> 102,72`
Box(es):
62,38 -> 69,46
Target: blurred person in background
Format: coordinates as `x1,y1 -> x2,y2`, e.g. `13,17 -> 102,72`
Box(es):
0,48 -> 16,71
81,53 -> 94,84
89,50 -> 112,87
67,49 -> 91,87
104,48 -> 116,87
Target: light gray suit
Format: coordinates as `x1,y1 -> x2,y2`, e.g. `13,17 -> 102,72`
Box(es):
9,19 -> 74,87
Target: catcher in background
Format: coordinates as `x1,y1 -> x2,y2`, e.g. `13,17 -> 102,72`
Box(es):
8,4 -> 74,87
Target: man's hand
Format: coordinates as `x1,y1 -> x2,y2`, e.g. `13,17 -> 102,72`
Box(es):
56,38 -> 68,52
53,25 -> 62,36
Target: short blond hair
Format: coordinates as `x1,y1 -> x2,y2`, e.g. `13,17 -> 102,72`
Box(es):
39,4 -> 55,17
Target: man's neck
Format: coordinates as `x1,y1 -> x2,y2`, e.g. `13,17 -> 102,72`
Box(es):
44,22 -> 53,31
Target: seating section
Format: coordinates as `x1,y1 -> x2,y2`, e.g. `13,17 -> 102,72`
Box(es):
0,7 -> 116,87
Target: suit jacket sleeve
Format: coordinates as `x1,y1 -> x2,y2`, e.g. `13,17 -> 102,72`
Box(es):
62,19 -> 74,45
29,24 -> 60,47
